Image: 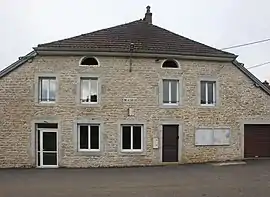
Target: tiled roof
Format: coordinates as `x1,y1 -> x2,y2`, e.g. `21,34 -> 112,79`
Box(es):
37,20 -> 236,58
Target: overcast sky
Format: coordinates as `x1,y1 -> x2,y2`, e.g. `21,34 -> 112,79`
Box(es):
1,0 -> 270,81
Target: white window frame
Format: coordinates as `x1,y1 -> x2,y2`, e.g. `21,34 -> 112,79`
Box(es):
163,80 -> 179,105
39,77 -> 56,103
121,125 -> 143,152
79,56 -> 100,67
200,81 -> 216,106
161,59 -> 180,69
80,78 -> 98,104
78,124 -> 100,152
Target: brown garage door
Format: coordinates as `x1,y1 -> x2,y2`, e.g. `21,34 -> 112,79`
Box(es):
244,124 -> 270,158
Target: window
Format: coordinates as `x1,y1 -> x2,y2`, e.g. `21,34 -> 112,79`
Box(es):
163,79 -> 179,104
80,78 -> 98,104
162,60 -> 179,68
195,128 -> 230,146
200,81 -> 216,106
39,77 -> 56,102
80,57 -> 98,66
121,125 -> 143,151
78,124 -> 100,151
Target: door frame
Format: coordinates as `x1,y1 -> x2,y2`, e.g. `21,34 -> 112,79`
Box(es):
36,129 -> 58,168
159,122 -> 183,163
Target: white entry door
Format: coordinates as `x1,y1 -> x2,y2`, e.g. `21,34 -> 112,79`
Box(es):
37,129 -> 58,168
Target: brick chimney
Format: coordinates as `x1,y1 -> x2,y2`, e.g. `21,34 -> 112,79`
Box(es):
143,6 -> 152,24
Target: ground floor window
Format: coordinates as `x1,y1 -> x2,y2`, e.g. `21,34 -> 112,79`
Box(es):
121,125 -> 143,152
78,124 -> 100,151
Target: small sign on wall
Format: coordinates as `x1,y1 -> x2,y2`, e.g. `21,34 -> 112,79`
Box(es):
153,137 -> 159,149
128,108 -> 135,116
123,98 -> 137,102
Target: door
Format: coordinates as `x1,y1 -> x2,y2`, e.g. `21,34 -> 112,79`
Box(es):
162,125 -> 179,162
244,124 -> 270,158
37,129 -> 58,167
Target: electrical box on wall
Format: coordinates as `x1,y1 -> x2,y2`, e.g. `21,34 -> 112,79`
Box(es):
128,108 -> 135,116
153,137 -> 159,149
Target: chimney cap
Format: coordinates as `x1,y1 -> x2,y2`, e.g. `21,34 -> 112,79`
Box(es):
146,5 -> 151,13
144,5 -> 152,24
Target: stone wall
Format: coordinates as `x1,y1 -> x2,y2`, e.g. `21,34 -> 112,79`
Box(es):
1,55 -> 270,168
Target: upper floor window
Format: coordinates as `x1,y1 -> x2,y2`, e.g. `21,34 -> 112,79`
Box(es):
201,81 -> 216,106
80,77 -> 98,104
163,79 -> 179,105
39,77 -> 56,103
80,57 -> 99,66
162,59 -> 179,68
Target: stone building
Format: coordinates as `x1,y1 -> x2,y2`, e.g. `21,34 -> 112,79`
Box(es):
1,6 -> 270,168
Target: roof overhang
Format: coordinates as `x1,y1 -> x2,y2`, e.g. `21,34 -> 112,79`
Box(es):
232,60 -> 270,95
0,51 -> 37,78
34,47 -> 236,62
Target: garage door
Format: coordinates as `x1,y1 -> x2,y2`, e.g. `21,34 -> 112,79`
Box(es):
244,124 -> 270,158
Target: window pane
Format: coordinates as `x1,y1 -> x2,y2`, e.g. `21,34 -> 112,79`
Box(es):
81,79 -> 90,103
79,126 -> 88,149
163,80 -> 169,103
37,130 -> 40,151
43,132 -> 56,151
207,82 -> 214,104
90,125 -> 99,149
171,81 -> 178,103
200,81 -> 206,104
90,79 -> 98,102
43,153 -> 57,165
38,152 -> 40,166
122,126 -> 131,149
133,126 -> 142,149
49,79 -> 56,101
41,79 -> 49,101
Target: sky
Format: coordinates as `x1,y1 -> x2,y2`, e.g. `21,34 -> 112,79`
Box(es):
1,0 -> 270,81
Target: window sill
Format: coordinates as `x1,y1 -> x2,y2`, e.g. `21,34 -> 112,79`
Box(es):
198,104 -> 218,108
35,102 -> 56,106
119,150 -> 146,155
77,103 -> 101,108
160,104 -> 182,109
76,150 -> 102,156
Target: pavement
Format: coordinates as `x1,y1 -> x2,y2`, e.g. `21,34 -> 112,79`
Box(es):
1,160 -> 270,197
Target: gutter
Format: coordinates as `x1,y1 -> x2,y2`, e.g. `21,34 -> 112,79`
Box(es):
34,47 -> 236,62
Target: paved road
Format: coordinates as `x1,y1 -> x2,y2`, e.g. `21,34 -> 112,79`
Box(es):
1,160 -> 270,197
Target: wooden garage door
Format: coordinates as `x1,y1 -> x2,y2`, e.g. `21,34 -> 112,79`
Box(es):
244,124 -> 270,158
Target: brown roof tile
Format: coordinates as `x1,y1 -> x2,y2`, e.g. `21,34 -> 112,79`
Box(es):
37,20 -> 236,58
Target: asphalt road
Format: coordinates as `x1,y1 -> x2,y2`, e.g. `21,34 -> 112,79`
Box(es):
1,160 -> 270,197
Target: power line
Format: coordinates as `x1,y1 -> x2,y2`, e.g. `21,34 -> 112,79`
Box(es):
221,38 -> 270,50
247,61 -> 270,69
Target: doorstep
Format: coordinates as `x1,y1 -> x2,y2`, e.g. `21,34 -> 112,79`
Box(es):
210,161 -> 246,166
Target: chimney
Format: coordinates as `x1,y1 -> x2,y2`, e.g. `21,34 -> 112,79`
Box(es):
143,6 -> 152,24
